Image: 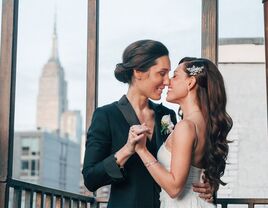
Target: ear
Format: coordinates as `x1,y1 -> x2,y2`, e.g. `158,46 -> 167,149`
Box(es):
133,69 -> 142,80
188,76 -> 197,91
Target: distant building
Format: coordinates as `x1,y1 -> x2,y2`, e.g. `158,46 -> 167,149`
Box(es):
218,37 -> 268,197
36,20 -> 68,133
14,17 -> 82,193
36,18 -> 81,141
60,111 -> 82,143
13,131 -> 81,193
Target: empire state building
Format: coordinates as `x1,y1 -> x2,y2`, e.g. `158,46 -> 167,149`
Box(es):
13,16 -> 82,193
36,20 -> 68,132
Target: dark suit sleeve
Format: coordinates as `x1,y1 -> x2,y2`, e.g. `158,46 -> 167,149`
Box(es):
82,107 -> 125,192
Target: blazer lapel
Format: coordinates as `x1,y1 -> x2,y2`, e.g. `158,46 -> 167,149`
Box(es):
117,96 -> 170,150
116,95 -> 140,126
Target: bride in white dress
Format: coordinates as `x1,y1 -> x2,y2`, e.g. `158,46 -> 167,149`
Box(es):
134,57 -> 233,208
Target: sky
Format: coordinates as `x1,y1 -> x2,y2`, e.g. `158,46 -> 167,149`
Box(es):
0,0 -> 263,131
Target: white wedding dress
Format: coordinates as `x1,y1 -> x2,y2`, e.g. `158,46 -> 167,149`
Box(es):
157,143 -> 216,208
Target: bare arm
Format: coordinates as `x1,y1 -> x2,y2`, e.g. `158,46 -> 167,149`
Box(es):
136,121 -> 196,198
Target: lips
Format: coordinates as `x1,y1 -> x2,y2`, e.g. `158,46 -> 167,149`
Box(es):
166,87 -> 173,96
157,89 -> 163,94
157,87 -> 164,93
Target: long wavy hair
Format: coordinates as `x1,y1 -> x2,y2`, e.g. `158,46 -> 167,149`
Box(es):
179,57 -> 233,190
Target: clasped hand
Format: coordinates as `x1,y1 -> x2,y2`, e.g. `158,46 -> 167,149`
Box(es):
125,125 -> 214,202
125,124 -> 151,153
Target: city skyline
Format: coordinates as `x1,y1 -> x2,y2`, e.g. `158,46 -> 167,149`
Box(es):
10,0 -> 264,131
11,11 -> 83,193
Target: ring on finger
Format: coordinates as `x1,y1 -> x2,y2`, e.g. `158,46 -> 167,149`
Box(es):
130,131 -> 136,136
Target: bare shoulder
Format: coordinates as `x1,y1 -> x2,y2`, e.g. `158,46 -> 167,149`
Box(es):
172,120 -> 196,142
174,119 -> 195,132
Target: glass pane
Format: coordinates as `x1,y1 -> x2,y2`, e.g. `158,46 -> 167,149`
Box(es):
13,0 -> 87,194
98,0 -> 202,199
218,1 -> 267,198
98,0 -> 202,109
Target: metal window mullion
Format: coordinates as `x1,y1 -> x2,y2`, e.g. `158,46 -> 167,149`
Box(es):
201,0 -> 218,65
263,0 -> 268,126
86,0 -> 99,129
0,0 -> 19,207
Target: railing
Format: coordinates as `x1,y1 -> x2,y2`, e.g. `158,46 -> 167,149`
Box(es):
216,198 -> 268,208
87,198 -> 268,208
7,179 -> 96,208
6,179 -> 268,208
95,198 -> 268,208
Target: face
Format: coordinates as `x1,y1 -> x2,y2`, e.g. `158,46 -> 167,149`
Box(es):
166,63 -> 190,103
135,55 -> 170,100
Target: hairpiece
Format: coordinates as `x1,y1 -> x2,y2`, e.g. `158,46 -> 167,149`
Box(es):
186,65 -> 204,76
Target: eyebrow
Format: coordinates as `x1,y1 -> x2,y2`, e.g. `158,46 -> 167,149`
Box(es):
161,68 -> 170,71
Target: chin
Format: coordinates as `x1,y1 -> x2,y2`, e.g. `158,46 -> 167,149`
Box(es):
150,94 -> 161,101
166,96 -> 174,103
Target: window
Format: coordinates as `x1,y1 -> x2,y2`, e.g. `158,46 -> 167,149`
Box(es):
97,0 -> 203,199
21,160 -> 29,170
98,0 -> 202,111
218,0 -> 267,197
13,0 -> 87,194
31,160 -> 35,176
21,147 -> 29,155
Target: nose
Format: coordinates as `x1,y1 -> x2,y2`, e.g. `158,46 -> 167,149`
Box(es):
163,74 -> 170,86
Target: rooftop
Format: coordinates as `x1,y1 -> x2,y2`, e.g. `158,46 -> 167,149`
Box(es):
219,37 -> 264,45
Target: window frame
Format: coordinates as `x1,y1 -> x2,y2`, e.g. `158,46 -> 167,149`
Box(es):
1,0 -> 268,207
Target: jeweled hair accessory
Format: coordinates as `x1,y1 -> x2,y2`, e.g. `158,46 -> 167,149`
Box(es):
186,65 -> 204,76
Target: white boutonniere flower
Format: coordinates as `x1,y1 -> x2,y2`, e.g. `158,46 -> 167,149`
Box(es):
161,114 -> 174,135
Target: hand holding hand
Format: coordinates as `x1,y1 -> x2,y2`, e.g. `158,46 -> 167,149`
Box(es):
125,124 -> 150,154
134,123 -> 151,153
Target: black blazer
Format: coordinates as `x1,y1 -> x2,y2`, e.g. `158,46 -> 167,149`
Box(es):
82,95 -> 177,208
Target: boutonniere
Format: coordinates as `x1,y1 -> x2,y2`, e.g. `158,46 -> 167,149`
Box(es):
161,114 -> 174,135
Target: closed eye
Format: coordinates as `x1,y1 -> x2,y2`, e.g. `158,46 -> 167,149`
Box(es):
159,71 -> 167,76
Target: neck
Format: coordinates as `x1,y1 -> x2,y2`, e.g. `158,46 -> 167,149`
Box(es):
126,87 -> 149,111
179,99 -> 200,118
